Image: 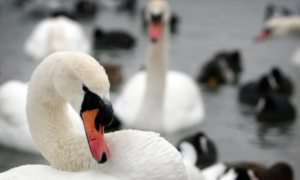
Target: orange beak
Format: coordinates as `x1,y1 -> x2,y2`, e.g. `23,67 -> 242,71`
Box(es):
82,109 -> 109,163
256,30 -> 271,41
149,20 -> 163,42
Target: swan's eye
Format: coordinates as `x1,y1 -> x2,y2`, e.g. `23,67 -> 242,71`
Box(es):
83,85 -> 90,93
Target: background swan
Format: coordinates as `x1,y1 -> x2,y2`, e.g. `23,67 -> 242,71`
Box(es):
256,4 -> 300,66
0,80 -> 84,154
24,15 -> 91,61
113,0 -> 205,134
0,52 -> 188,180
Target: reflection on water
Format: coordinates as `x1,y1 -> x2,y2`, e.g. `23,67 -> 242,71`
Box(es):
0,0 -> 300,178
255,122 -> 295,149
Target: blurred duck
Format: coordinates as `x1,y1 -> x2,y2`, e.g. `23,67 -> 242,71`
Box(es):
256,4 -> 300,66
49,9 -> 76,20
74,0 -> 98,17
239,67 -> 293,105
113,0 -> 205,133
255,94 -> 296,122
197,50 -> 243,87
227,162 -> 294,180
24,14 -> 91,61
184,162 -> 206,180
23,0 -> 61,16
177,132 -> 218,169
93,27 -> 136,50
0,52 -> 188,180
202,163 -> 260,180
0,80 -> 84,154
141,7 -> 180,33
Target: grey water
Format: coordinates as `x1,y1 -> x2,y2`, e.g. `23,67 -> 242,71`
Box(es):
0,0 -> 300,178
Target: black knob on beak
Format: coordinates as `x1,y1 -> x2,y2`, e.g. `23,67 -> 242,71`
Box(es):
151,13 -> 162,23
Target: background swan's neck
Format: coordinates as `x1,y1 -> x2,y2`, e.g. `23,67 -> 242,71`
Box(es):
135,25 -> 169,132
26,64 -> 97,172
50,18 -> 64,53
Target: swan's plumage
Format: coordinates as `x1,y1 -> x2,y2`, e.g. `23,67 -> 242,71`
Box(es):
0,52 -> 188,180
0,165 -> 118,180
24,16 -> 91,61
114,0 -> 204,133
0,80 -> 84,153
114,71 -> 205,133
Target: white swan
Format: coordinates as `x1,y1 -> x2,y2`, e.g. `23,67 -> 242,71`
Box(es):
0,80 -> 84,154
0,52 -> 188,180
24,16 -> 91,61
256,16 -> 300,66
113,0 -> 205,134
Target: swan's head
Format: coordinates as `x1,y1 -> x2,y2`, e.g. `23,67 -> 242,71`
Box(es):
146,0 -> 170,43
48,52 -> 113,164
256,18 -> 295,40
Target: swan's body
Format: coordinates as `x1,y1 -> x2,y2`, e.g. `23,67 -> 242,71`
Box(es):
24,16 -> 91,61
114,71 -> 204,133
114,0 -> 205,133
0,80 -> 84,154
0,51 -> 188,179
0,165 -> 117,180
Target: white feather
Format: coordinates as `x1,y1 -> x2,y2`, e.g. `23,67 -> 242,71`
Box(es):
0,165 -> 118,180
0,51 -> 188,180
202,163 -> 227,180
179,141 -> 198,165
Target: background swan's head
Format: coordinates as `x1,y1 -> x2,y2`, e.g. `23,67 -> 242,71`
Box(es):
256,18 -> 297,40
146,0 -> 170,42
30,51 -> 113,164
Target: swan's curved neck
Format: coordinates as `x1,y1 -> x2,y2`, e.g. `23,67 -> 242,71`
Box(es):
136,24 -> 169,132
51,18 -> 64,53
26,65 -> 97,172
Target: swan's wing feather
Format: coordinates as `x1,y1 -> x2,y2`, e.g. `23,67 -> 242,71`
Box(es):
104,130 -> 188,180
0,165 -> 118,180
165,71 -> 205,133
113,72 -> 146,126
114,71 -> 205,133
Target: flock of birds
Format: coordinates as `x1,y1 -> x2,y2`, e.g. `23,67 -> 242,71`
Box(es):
0,0 -> 299,180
